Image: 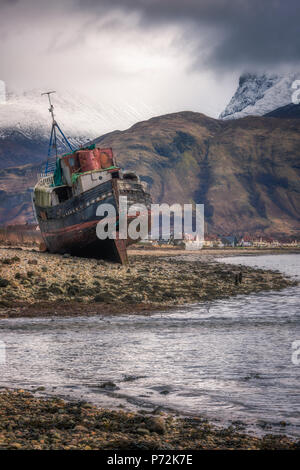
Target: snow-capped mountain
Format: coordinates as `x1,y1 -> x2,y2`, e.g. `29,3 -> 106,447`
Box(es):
0,85 -> 162,148
220,72 -> 300,119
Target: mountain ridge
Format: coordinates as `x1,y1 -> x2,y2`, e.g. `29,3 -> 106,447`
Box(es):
264,103 -> 300,119
0,110 -> 298,237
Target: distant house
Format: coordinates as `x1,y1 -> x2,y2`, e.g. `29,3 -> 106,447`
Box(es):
252,237 -> 272,247
202,234 -> 223,248
240,235 -> 253,247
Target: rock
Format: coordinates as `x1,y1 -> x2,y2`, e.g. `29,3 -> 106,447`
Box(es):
26,271 -> 36,278
99,381 -> 118,390
1,258 -> 13,265
48,285 -> 64,295
11,443 -> 23,449
82,403 -> 94,409
28,259 -> 38,265
146,417 -> 166,434
93,294 -> 113,303
36,288 -> 49,299
74,425 -> 88,432
136,427 -> 150,435
0,278 -> 10,287
67,285 -> 80,296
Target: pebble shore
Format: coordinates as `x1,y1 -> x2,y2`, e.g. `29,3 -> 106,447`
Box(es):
0,390 -> 298,450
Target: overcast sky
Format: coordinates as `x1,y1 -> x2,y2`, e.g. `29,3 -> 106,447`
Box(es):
0,0 -> 300,117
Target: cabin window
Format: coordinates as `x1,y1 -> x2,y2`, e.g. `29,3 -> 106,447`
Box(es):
54,186 -> 72,203
123,172 -> 138,181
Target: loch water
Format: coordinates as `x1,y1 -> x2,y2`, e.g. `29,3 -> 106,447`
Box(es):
0,254 -> 299,437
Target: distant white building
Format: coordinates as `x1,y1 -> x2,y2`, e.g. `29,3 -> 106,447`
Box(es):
240,237 -> 253,247
0,80 -> 6,104
184,233 -> 203,250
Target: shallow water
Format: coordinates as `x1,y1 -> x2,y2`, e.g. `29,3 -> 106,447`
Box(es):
0,254 -> 299,437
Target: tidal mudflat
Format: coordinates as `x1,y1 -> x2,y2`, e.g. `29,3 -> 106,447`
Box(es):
0,247 -> 296,318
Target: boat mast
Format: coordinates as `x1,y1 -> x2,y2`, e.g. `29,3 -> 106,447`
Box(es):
42,91 -> 74,173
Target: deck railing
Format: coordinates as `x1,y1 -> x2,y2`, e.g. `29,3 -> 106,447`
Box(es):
40,157 -> 57,178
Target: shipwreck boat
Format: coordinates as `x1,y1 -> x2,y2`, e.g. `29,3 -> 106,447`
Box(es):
33,92 -> 151,264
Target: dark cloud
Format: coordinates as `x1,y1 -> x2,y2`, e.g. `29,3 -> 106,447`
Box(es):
78,0 -> 300,69
0,0 -> 298,118
0,0 -> 19,6
2,0 -> 299,70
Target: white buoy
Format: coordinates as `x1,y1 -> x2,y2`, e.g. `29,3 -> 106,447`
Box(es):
0,80 -> 6,104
